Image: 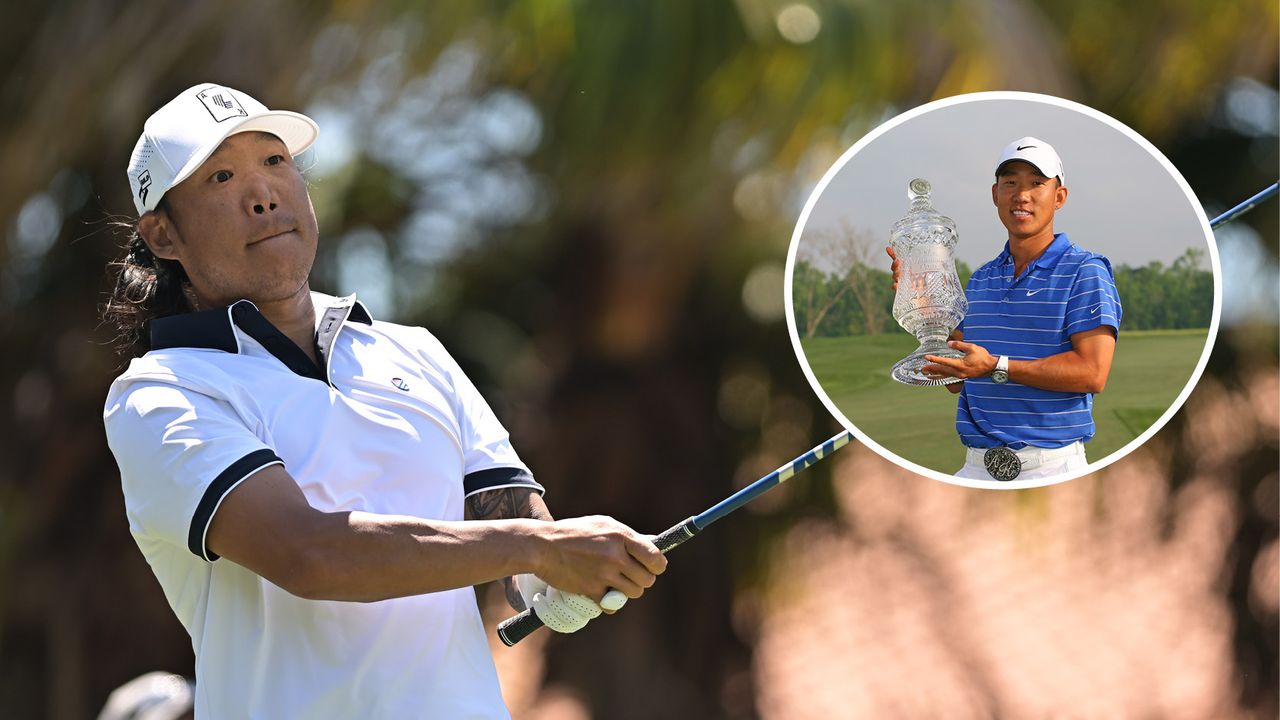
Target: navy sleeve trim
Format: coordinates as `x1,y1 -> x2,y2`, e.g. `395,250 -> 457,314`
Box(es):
187,448 -> 283,561
463,467 -> 544,497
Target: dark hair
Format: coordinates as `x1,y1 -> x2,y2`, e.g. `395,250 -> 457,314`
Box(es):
102,199 -> 193,355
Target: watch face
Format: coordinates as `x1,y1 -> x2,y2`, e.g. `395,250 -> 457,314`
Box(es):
992,369 -> 1009,383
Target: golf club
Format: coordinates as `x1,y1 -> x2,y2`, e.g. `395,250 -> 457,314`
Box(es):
496,430 -> 855,646
1210,181 -> 1278,229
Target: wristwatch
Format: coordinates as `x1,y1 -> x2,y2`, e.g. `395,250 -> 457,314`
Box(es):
991,355 -> 1010,384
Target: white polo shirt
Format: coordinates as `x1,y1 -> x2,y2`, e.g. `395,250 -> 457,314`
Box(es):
103,292 -> 541,719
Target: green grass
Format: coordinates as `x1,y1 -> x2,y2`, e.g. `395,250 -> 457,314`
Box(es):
801,329 -> 1210,474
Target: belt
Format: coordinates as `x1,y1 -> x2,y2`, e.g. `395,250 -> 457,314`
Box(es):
966,441 -> 1084,481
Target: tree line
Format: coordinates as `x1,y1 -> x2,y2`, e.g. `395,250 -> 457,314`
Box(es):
794,245 -> 1212,337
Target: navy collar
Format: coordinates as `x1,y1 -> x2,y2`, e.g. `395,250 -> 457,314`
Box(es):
150,294 -> 372,384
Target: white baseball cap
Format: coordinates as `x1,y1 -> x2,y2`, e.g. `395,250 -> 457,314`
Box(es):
126,83 -> 319,215
995,136 -> 1064,186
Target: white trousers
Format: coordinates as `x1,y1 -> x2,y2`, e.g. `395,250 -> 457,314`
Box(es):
955,441 -> 1088,481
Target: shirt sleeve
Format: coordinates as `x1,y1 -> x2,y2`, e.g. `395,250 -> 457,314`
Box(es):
414,330 -> 544,498
1064,256 -> 1123,338
104,380 -> 283,561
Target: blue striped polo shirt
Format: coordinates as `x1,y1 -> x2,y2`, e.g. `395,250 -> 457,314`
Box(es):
954,232 -> 1122,449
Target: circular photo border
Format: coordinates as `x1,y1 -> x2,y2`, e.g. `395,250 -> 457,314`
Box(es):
784,91 -> 1222,489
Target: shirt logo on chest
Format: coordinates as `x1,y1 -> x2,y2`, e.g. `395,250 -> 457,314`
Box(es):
391,377 -> 411,392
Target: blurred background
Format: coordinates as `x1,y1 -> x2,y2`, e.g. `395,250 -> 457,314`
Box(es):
0,1 -> 1275,718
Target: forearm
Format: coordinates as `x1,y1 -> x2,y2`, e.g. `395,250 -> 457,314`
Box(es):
1009,349 -> 1108,393
305,488 -> 555,603
296,512 -> 549,602
926,328 -> 1113,393
209,466 -> 662,605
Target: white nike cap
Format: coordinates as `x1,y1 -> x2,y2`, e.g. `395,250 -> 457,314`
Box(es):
126,83 -> 319,215
995,136 -> 1064,186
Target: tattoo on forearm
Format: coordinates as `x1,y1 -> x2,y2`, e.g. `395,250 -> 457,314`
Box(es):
465,487 -> 553,522
465,487 -> 522,521
466,487 -> 553,612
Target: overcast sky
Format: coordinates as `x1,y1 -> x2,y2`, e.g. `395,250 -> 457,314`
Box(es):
800,96 -> 1213,272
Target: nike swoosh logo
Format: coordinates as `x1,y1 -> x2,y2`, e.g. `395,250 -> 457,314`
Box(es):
1026,288 -> 1045,296
1017,145 -> 1035,151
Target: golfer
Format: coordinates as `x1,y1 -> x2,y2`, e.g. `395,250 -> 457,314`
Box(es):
102,83 -> 666,718
889,137 -> 1122,481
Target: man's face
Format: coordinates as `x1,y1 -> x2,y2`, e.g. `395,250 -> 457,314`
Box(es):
991,161 -> 1068,242
140,131 -> 319,309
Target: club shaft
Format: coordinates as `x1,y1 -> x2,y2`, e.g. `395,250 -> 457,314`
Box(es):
1210,181 -> 1278,229
693,431 -> 854,529
495,431 -> 855,647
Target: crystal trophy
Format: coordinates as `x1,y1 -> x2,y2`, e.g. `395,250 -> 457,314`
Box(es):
889,178 -> 967,386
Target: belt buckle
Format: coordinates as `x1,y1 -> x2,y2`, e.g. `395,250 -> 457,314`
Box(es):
983,447 -> 1021,481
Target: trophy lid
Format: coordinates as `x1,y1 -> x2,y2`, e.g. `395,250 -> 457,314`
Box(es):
891,177 -> 958,248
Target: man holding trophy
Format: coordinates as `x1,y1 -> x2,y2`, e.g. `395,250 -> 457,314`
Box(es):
887,138 -> 1122,482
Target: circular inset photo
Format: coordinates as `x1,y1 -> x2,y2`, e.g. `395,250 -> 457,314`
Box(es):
785,91 -> 1221,489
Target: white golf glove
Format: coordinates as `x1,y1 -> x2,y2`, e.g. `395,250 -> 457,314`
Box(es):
513,573 -> 602,634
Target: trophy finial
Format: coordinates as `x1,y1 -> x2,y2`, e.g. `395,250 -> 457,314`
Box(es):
908,178 -> 931,202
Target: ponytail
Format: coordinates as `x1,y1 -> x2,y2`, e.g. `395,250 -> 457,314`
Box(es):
103,204 -> 193,354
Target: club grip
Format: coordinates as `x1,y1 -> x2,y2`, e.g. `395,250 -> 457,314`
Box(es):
653,517 -> 699,554
496,607 -> 543,647
495,517 -> 700,647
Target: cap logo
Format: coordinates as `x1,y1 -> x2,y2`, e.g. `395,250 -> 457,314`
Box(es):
137,169 -> 153,204
1016,144 -> 1035,151
196,87 -> 248,123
